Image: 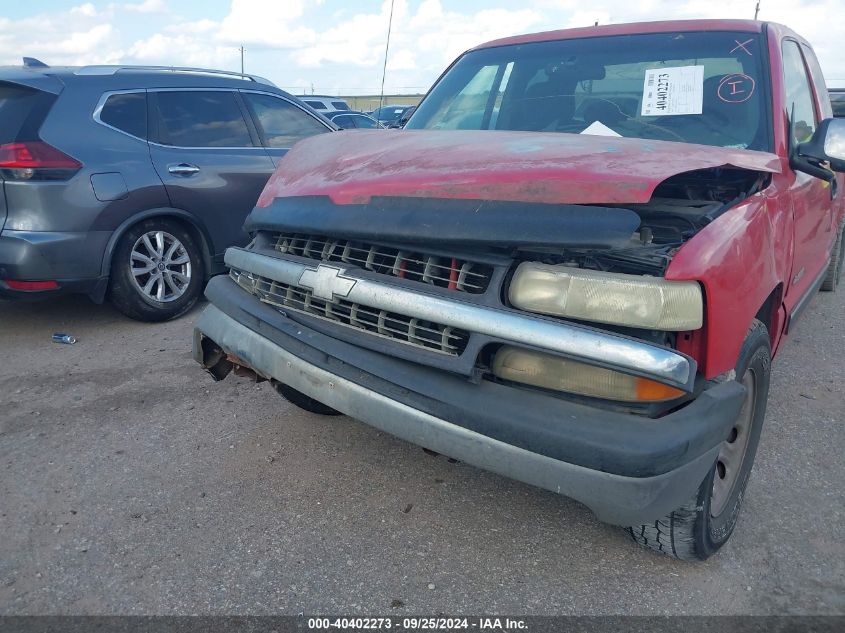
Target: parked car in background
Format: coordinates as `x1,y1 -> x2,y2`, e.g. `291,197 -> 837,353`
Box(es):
0,60 -> 334,321
195,20 -> 845,561
325,111 -> 383,129
298,95 -> 351,113
386,105 -> 416,128
370,104 -> 416,126
830,88 -> 845,117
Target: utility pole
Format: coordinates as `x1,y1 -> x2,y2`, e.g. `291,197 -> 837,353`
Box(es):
754,1 -> 761,19
378,0 -> 395,112
239,45 -> 245,76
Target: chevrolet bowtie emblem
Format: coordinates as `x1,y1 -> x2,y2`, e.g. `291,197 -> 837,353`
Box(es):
299,264 -> 357,301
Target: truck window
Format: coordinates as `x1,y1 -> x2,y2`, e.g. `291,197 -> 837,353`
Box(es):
782,40 -> 818,146
408,31 -> 771,152
800,43 -> 833,120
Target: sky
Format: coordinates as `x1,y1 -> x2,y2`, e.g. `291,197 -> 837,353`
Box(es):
1,0 -> 844,95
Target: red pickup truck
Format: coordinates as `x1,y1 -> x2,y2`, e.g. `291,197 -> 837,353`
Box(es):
193,20 -> 845,560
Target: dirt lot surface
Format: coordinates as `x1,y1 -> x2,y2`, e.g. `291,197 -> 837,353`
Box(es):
1,289 -> 843,615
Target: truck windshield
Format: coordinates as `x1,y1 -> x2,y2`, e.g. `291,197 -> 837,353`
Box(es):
407,31 -> 771,152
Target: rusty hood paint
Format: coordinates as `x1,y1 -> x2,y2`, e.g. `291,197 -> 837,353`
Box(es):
257,130 -> 781,207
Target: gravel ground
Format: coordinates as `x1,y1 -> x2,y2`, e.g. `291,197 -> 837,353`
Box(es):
0,288 -> 843,615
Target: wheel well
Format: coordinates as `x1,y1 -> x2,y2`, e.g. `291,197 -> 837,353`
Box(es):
156,215 -> 214,279
754,283 -> 783,344
102,211 -> 214,282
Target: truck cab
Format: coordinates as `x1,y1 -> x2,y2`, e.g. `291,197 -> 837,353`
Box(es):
193,20 -> 845,561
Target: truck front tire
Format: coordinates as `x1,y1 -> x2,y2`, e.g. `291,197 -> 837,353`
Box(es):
273,382 -> 342,416
627,319 -> 771,561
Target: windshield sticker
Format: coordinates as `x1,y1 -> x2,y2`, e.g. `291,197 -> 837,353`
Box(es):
580,120 -> 622,137
717,73 -> 756,103
641,65 -> 704,116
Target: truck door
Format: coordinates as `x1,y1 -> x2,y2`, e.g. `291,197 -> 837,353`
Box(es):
781,40 -> 833,316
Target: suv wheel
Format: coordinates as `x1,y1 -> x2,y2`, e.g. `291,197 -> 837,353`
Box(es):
821,219 -> 844,292
627,319 -> 771,561
109,218 -> 204,322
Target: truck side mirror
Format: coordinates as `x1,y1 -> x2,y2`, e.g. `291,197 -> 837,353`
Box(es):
796,117 -> 845,174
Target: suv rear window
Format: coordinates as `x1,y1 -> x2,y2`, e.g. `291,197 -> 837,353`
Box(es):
304,100 -> 327,110
153,91 -> 253,148
100,92 -> 147,139
0,83 -> 55,143
331,101 -> 350,110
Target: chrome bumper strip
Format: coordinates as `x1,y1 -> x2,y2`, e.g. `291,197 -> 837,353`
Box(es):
225,247 -> 694,389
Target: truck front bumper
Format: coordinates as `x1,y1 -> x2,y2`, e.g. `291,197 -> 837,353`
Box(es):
193,276 -> 746,526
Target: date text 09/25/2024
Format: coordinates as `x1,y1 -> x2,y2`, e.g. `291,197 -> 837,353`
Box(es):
307,617 -> 527,630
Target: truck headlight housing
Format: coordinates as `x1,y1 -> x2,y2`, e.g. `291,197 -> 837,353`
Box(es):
509,262 -> 703,331
492,346 -> 686,402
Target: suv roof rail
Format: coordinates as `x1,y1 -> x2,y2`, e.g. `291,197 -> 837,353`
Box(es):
73,65 -> 275,85
23,57 -> 49,68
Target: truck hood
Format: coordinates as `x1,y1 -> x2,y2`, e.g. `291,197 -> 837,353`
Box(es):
257,129 -> 781,207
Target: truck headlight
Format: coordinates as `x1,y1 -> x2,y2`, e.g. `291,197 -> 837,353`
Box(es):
492,346 -> 685,402
509,262 -> 703,331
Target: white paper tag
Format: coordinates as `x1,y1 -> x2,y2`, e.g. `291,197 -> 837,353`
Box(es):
641,65 -> 704,116
580,121 -> 622,137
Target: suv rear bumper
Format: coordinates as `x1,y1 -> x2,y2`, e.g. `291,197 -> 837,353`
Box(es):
0,229 -> 110,300
193,276 -> 746,526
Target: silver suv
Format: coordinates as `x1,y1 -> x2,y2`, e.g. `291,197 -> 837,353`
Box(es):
0,60 -> 334,321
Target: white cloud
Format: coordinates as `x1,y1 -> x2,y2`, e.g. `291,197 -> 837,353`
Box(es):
291,0 -> 543,90
215,0 -> 316,47
128,33 -> 238,68
1,0 -> 844,94
0,5 -> 122,66
124,0 -> 167,13
166,19 -> 218,35
292,2 -> 399,69
71,3 -> 98,17
52,24 -> 115,55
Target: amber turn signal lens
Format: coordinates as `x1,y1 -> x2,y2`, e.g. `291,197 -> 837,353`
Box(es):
634,377 -> 686,402
492,346 -> 686,403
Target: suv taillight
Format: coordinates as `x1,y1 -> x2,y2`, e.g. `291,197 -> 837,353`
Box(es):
0,141 -> 81,181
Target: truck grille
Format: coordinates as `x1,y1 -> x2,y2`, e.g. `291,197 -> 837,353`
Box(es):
230,268 -> 469,356
270,233 -> 492,294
